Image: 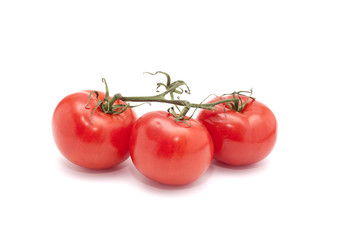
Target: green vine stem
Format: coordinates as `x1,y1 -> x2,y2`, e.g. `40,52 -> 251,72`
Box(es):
87,72 -> 254,123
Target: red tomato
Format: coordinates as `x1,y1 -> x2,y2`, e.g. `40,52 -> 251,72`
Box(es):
197,96 -> 277,166
52,90 -> 137,169
129,111 -> 214,185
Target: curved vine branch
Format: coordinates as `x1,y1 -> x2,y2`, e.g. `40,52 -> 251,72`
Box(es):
86,72 -> 254,123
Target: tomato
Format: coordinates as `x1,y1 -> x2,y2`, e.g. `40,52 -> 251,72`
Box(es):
129,111 -> 214,185
197,95 -> 277,166
52,90 -> 137,169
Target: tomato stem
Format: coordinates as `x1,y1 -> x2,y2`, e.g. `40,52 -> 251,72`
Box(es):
89,72 -> 254,122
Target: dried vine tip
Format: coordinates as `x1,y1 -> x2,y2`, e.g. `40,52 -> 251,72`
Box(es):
145,71 -> 170,76
170,80 -> 191,95
156,82 -> 167,92
85,91 -> 99,109
143,71 -> 171,80
145,71 -> 172,87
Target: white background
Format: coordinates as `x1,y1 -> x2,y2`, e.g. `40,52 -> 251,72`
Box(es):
1,0 -> 359,239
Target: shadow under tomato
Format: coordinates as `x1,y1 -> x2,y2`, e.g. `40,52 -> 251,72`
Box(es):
129,161 -> 215,192
212,158 -> 269,175
58,156 -> 131,179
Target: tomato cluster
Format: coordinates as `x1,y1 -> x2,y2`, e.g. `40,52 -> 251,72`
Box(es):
52,75 -> 277,186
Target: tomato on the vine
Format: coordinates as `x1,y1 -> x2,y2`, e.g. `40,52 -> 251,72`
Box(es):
197,95 -> 277,166
129,111 -> 214,185
52,90 -> 137,169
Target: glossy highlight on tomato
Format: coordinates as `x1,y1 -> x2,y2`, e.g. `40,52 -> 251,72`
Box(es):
197,96 -> 277,166
129,111 -> 214,185
52,90 -> 137,169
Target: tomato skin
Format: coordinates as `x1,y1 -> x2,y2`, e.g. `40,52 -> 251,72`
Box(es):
129,111 -> 214,185
52,90 -> 137,169
197,96 -> 277,166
